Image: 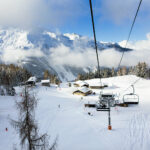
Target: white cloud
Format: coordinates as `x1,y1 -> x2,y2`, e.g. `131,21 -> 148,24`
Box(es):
0,28 -> 150,68
2,42 -> 149,69
119,33 -> 150,50
1,49 -> 44,64
48,44 -> 127,68
49,32 -> 150,68
99,0 -> 150,24
118,33 -> 150,66
0,0 -> 85,29
49,44 -> 97,68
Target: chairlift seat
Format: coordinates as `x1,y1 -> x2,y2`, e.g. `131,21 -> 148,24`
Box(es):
124,101 -> 139,104
123,93 -> 139,105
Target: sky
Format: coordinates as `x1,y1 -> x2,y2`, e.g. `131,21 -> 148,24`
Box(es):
0,0 -> 150,42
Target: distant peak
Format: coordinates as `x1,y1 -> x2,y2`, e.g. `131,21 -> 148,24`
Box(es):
46,32 -> 57,39
64,33 -> 80,40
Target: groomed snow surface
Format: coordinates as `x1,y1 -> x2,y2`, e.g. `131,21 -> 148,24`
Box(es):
0,75 -> 150,150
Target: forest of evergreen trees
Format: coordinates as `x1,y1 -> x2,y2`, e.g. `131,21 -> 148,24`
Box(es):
0,64 -> 31,95
77,62 -> 150,80
0,64 -> 31,86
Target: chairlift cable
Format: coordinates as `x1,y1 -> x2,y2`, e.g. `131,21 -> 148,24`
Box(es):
117,0 -> 143,94
117,0 -> 143,70
120,78 -> 141,95
89,0 -> 102,86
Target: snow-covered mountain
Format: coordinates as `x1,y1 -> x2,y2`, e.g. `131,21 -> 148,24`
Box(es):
0,28 -> 132,81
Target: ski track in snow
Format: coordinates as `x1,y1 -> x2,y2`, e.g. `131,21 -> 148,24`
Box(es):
123,111 -> 150,150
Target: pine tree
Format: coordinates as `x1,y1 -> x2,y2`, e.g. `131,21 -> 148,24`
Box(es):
141,62 -> 148,78
122,67 -> 127,75
117,68 -> 122,76
77,74 -> 82,80
44,70 -> 50,79
136,62 -> 142,77
135,62 -> 148,78
11,87 -> 57,150
111,68 -> 115,77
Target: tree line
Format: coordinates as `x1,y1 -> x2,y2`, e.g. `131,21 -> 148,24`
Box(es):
77,62 -> 150,80
0,64 -> 31,96
0,63 -> 61,84
0,64 -> 31,86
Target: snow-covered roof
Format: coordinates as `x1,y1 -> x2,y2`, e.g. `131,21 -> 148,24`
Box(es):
75,87 -> 91,93
41,79 -> 50,83
28,76 -> 36,82
75,80 -> 89,86
86,79 -> 107,86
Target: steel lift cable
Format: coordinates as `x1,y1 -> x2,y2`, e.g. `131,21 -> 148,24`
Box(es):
116,0 -> 143,95
117,0 -> 143,70
89,0 -> 102,87
119,78 -> 141,95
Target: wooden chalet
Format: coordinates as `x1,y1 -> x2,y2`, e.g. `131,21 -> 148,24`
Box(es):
73,81 -> 89,88
73,87 -> 92,96
88,81 -> 108,89
41,79 -> 50,87
25,76 -> 36,87
90,85 -> 106,89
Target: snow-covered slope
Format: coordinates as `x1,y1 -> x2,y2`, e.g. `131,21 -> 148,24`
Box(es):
0,28 -> 132,80
0,75 -> 150,150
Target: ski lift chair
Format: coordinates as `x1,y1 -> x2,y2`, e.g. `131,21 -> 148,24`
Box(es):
123,85 -> 139,104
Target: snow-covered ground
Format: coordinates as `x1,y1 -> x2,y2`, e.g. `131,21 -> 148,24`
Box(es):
0,75 -> 150,150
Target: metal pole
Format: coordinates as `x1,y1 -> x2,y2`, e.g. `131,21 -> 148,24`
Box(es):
108,99 -> 112,130
108,109 -> 111,125
131,85 -> 135,94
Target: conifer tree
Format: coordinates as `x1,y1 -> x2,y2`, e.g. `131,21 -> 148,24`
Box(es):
11,87 -> 57,150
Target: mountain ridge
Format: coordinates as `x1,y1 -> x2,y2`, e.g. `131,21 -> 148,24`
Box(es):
0,28 -> 133,81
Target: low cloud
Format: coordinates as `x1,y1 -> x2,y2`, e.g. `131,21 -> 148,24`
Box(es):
49,44 -> 97,68
49,33 -> 150,68
119,33 -> 150,50
119,33 -> 150,66
48,44 -> 149,69
0,30 -> 150,69
1,49 -> 44,64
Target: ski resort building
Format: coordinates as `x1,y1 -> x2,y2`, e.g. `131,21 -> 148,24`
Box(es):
86,80 -> 108,89
73,81 -> 89,88
89,85 -> 107,89
25,76 -> 37,86
41,79 -> 50,87
73,87 -> 92,96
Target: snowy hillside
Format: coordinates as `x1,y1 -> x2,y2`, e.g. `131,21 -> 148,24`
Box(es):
0,75 -> 150,150
0,28 -> 132,81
